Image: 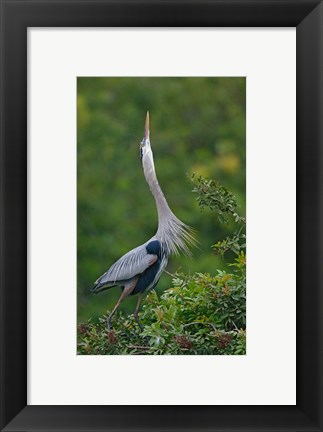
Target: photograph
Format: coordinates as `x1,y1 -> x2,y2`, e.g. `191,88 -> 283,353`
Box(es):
77,77 -> 246,355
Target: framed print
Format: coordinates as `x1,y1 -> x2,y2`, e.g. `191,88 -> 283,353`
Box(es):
0,0 -> 322,431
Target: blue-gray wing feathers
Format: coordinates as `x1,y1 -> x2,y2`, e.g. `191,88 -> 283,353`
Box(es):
94,242 -> 157,287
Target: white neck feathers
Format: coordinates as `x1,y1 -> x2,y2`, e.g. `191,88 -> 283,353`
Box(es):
142,151 -> 195,256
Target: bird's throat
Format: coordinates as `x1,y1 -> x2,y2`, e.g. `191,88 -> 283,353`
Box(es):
143,154 -> 174,220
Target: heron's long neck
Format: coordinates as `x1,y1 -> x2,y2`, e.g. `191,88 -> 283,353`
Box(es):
143,154 -> 173,225
142,152 -> 193,256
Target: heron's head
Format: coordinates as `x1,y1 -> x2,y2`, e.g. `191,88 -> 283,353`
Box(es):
140,111 -> 153,162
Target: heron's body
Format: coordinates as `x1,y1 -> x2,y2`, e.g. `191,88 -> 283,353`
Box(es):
92,112 -> 195,331
93,238 -> 167,295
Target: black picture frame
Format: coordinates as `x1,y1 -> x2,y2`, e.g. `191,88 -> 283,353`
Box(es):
1,0 -> 322,431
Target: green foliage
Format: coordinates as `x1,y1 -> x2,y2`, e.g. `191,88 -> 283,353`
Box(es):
77,257 -> 246,355
212,233 -> 245,257
190,173 -> 246,257
190,173 -> 245,225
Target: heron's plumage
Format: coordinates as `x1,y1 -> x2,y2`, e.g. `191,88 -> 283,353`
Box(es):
92,240 -> 161,292
132,249 -> 168,295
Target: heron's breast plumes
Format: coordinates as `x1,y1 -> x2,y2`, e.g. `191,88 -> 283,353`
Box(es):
157,212 -> 197,257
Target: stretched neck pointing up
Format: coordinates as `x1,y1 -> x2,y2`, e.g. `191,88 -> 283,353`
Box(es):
141,149 -> 194,256
139,112 -> 195,256
142,151 -> 173,223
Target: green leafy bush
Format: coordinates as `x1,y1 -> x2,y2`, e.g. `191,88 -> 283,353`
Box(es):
190,173 -> 245,225
77,252 -> 246,355
190,173 -> 246,257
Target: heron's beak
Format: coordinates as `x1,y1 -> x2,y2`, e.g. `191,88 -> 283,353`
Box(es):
144,111 -> 150,143
140,111 -> 150,155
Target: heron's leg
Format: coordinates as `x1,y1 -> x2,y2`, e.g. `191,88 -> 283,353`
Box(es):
134,292 -> 144,332
107,295 -> 124,333
107,278 -> 138,333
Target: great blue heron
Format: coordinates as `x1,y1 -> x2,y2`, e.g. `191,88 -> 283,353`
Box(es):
92,112 -> 195,332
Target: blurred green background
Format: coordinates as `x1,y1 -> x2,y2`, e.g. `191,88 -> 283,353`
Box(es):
77,77 -> 246,323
